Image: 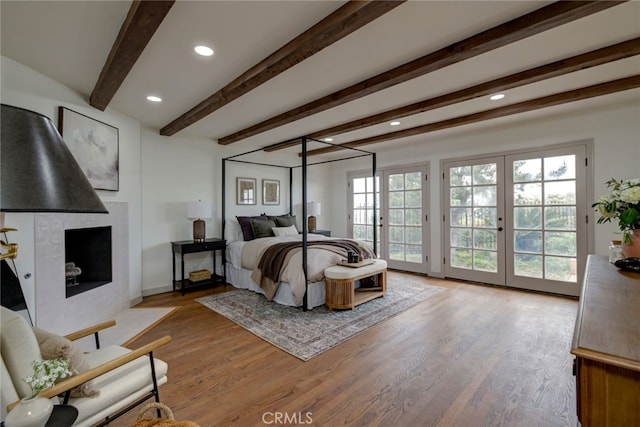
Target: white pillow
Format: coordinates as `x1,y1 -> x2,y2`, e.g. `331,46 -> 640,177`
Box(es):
272,225 -> 298,237
224,218 -> 243,242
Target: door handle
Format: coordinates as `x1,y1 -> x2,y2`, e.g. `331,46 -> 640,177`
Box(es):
498,227 -> 503,231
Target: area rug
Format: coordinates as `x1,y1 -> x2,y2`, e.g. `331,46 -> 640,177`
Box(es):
197,277 -> 445,361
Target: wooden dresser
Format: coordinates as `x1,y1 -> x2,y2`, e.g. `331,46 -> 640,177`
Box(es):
571,255 -> 640,426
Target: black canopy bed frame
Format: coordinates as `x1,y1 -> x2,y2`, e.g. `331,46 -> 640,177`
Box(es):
221,136 -> 377,311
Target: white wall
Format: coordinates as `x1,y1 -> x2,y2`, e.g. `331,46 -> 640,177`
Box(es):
328,100 -> 640,276
1,56 -> 143,318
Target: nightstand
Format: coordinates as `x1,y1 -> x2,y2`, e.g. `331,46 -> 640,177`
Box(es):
171,238 -> 226,295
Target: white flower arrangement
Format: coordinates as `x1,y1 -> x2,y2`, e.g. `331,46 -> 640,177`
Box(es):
22,358 -> 73,398
592,178 -> 640,243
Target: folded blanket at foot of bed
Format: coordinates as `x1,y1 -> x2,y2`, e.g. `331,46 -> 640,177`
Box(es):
250,239 -> 372,300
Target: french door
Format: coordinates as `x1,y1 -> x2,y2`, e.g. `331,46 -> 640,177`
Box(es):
443,145 -> 587,296
348,165 -> 429,274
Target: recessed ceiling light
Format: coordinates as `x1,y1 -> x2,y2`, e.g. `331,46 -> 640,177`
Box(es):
323,138 -> 333,142
390,121 -> 401,126
146,95 -> 162,103
194,45 -> 214,57
490,93 -> 505,101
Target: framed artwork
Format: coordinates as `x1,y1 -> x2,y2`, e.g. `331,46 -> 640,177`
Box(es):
262,179 -> 280,205
58,107 -> 119,191
237,177 -> 257,205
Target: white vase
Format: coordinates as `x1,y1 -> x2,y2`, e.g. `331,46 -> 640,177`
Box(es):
4,396 -> 53,427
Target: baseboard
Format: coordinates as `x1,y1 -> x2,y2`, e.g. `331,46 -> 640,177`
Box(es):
142,284 -> 173,297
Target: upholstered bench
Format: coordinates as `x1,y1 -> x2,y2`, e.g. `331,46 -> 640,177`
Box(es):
324,259 -> 387,310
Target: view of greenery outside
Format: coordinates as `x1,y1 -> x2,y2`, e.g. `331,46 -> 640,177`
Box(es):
449,163 -> 499,272
352,176 -> 379,250
388,172 -> 422,262
512,155 -> 577,282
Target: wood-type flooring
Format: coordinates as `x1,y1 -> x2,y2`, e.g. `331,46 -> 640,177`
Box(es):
116,271 -> 578,427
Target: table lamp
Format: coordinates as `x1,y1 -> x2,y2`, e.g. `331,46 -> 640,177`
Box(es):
307,201 -> 321,233
188,200 -> 212,242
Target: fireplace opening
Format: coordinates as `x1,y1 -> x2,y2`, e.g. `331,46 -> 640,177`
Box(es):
65,226 -> 112,298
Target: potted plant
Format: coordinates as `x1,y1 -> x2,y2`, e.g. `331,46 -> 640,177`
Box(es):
592,178 -> 640,257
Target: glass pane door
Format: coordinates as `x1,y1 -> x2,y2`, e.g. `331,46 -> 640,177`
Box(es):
444,157 -> 505,285
383,166 -> 428,273
505,147 -> 585,296
349,174 -> 379,252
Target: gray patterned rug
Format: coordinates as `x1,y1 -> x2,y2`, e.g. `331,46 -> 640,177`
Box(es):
197,276 -> 445,361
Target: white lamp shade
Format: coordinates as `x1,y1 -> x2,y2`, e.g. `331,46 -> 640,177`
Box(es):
307,201 -> 321,216
188,200 -> 212,219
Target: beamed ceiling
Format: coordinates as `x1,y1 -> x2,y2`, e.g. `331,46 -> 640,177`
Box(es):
2,1 -> 639,158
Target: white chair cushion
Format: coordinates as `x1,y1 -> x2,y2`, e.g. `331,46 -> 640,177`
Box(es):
1,356 -> 20,422
71,345 -> 168,426
324,259 -> 387,280
0,306 -> 42,398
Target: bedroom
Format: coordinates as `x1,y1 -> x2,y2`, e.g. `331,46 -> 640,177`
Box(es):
1,1 -> 639,425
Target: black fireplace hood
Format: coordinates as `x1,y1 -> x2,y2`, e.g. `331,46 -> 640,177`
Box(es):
1,104 -> 108,213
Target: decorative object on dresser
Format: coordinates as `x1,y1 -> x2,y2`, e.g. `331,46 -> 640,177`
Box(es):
171,238 -> 226,295
592,177 -> 640,257
58,106 -> 119,191
571,255 -> 640,426
307,201 -> 321,233
187,200 -> 212,242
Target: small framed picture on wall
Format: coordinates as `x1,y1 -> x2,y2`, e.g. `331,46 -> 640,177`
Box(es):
263,179 -> 280,205
237,177 -> 257,205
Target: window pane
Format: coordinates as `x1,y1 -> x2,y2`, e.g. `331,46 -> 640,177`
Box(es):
405,190 -> 421,207
473,208 -> 497,228
406,245 -> 422,263
451,248 -> 472,269
513,158 -> 541,182
514,207 -> 542,229
544,155 -> 575,180
474,229 -> 497,250
473,186 -> 496,206
388,174 -> 404,191
353,178 -> 366,193
389,226 -> 404,243
354,209 -> 367,224
405,209 -> 421,225
514,253 -> 543,278
389,191 -> 404,208
450,208 -> 472,227
545,232 -> 576,256
354,225 -> 367,240
544,207 -> 576,230
389,209 -> 404,225
474,250 -> 497,272
545,256 -> 576,282
451,228 -> 472,248
406,227 -> 421,244
513,183 -> 542,206
514,230 -> 542,253
473,163 -> 497,184
406,172 -> 422,190
354,194 -> 366,208
450,166 -> 471,186
450,187 -> 472,206
544,181 -> 576,205
389,244 -> 404,261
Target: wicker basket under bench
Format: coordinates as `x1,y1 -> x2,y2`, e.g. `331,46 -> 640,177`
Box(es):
324,259 -> 387,310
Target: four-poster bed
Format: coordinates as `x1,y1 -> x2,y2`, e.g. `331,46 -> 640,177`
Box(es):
221,136 -> 377,310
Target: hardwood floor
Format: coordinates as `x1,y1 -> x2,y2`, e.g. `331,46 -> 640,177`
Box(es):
117,272 -> 579,427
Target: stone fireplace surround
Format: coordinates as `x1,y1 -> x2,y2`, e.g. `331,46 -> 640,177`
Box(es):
35,201 -> 129,334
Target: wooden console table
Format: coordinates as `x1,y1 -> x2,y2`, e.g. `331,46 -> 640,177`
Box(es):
571,255 -> 640,426
171,238 -> 226,295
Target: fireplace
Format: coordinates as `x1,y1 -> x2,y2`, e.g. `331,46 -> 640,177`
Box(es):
64,226 -> 113,298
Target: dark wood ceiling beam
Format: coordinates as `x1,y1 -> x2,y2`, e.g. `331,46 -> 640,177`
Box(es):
219,0 -> 625,145
265,37 -> 640,152
305,74 -> 640,156
90,1 -> 175,111
159,0 -> 405,136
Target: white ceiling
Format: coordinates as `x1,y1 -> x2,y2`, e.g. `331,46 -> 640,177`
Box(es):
2,0 -> 639,156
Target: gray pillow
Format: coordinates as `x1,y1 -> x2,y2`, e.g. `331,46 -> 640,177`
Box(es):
275,215 -> 297,230
251,219 -> 276,239
236,215 -> 267,241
